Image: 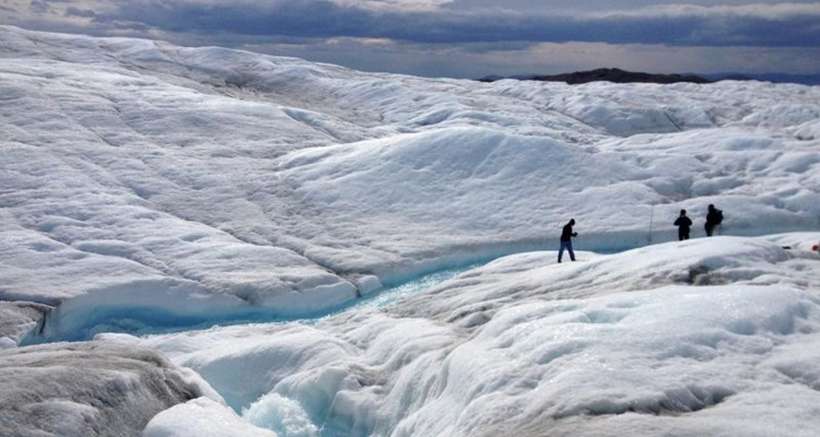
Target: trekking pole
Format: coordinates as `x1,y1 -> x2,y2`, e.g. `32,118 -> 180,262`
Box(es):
647,204 -> 654,244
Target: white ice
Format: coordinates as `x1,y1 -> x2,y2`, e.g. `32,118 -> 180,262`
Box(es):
144,397 -> 279,437
1,26 -> 818,340
118,235 -> 820,437
0,301 -> 50,347
0,341 -> 208,436
1,26 -> 820,437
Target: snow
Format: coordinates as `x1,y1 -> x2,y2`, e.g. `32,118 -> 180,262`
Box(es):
0,301 -> 51,347
0,341 -> 207,437
1,25 -> 819,436
144,397 -> 279,437
98,235 -> 820,436
244,393 -> 321,437
2,26 -> 819,332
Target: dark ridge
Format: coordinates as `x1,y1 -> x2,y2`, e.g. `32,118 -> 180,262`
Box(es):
478,68 -> 713,85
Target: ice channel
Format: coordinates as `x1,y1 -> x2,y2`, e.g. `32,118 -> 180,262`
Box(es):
20,260 -> 487,345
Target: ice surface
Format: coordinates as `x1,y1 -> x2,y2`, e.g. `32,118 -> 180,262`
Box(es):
1,25 -> 819,327
105,234 -> 820,437
2,26 -> 820,436
244,393 -> 321,437
144,397 -> 279,437
0,341 -> 206,436
0,301 -> 51,347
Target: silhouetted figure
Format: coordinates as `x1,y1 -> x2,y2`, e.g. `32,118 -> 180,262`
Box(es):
558,219 -> 577,263
705,204 -> 724,237
674,209 -> 693,241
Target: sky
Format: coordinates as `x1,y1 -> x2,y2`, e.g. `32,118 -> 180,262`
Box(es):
2,0 -> 820,78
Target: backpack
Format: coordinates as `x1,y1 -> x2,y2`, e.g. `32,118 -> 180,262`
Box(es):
715,209 -> 724,225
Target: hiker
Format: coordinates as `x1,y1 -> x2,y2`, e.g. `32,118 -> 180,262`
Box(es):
674,209 -> 693,241
558,219 -> 577,263
704,204 -> 723,237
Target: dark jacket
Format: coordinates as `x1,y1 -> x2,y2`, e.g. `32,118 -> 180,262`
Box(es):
706,209 -> 723,225
674,216 -> 693,229
561,223 -> 576,242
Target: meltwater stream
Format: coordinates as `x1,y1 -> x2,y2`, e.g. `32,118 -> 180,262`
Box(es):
21,260 -> 485,345
16,241 -> 752,436
16,248 -> 616,435
22,241 -> 638,345
322,263 -> 484,318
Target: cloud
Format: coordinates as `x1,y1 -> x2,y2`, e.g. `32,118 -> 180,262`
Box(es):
1,1 -> 818,78
65,6 -> 96,18
91,1 -> 820,47
29,0 -> 51,14
238,37 -> 820,78
332,0 -> 454,12
4,1 -> 820,47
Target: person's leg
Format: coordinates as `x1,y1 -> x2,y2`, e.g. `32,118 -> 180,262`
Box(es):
558,241 -> 565,263
684,231 -> 690,240
568,241 -> 576,261
678,229 -> 685,241
705,223 -> 713,237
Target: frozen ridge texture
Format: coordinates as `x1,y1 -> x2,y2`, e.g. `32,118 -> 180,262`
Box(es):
0,341 -> 210,436
1,26 -> 819,334
109,234 -> 820,437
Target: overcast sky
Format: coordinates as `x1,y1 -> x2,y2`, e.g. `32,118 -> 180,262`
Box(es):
2,0 -> 819,78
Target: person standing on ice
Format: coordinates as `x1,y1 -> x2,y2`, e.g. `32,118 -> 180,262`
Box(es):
704,204 -> 724,237
558,219 -> 578,263
674,209 -> 693,241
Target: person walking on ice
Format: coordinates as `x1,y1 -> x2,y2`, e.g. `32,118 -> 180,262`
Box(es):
558,219 -> 578,263
674,209 -> 693,241
705,204 -> 724,237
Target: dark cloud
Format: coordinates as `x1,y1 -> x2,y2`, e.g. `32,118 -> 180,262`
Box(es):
65,6 -> 96,18
91,17 -> 151,32
99,1 -> 820,47
236,37 -> 820,78
2,1 -> 819,78
29,0 -> 51,14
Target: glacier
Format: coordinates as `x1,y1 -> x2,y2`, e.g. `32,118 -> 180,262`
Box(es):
1,25 -> 819,436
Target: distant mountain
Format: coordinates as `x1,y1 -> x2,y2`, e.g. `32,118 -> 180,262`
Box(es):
478,68 -> 713,85
477,68 -> 820,86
